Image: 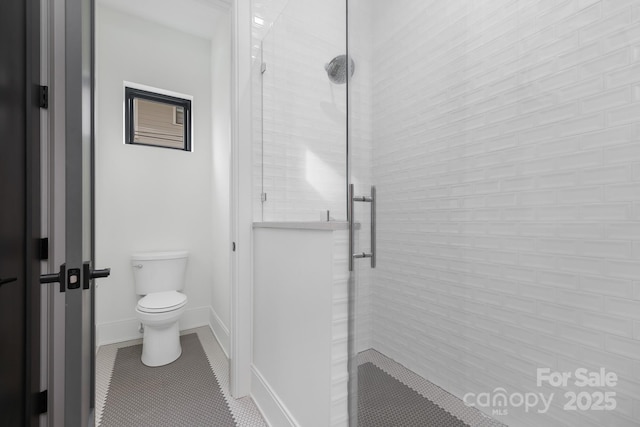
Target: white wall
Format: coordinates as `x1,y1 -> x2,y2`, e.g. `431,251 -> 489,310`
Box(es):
366,1 -> 640,426
252,227 -> 348,427
210,12 -> 233,354
95,5 -> 214,345
97,0 -> 228,40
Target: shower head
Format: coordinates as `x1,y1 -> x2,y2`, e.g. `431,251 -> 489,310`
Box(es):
325,55 -> 355,84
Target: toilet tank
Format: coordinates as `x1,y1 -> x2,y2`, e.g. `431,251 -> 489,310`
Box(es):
131,251 -> 188,295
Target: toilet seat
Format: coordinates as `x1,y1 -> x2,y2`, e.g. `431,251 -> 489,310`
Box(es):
137,291 -> 187,313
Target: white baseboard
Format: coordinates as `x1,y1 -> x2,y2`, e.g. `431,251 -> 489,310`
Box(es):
97,306 -> 210,347
97,318 -> 141,347
251,366 -> 299,427
208,307 -> 230,357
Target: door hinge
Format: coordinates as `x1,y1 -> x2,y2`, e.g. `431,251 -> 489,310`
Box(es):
35,390 -> 47,414
261,62 -> 267,74
261,193 -> 267,203
39,85 -> 49,109
232,242 -> 236,252
38,238 -> 49,260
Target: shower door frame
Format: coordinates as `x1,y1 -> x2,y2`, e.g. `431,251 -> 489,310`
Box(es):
345,2 -> 358,426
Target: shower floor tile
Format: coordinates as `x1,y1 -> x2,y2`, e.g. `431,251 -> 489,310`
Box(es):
358,349 -> 505,427
95,326 -> 267,427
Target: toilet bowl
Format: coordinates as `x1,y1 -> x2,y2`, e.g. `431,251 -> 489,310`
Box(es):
136,291 -> 187,366
132,251 -> 188,367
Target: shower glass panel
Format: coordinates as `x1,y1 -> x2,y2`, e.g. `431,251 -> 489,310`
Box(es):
257,0 -> 348,222
349,1 -> 640,427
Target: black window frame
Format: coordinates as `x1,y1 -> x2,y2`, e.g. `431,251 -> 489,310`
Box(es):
124,86 -> 192,151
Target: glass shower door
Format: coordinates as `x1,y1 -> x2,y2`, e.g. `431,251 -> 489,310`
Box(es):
258,0 -> 348,223
348,1 -> 640,427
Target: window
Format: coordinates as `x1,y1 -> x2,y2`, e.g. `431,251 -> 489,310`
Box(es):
174,106 -> 184,125
125,87 -> 192,151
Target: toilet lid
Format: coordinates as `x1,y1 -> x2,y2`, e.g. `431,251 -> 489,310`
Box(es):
137,291 -> 187,313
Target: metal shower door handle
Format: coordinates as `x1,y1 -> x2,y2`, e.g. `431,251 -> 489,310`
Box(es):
349,184 -> 376,271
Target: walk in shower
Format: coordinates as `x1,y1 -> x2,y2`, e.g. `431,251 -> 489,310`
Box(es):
253,0 -> 640,426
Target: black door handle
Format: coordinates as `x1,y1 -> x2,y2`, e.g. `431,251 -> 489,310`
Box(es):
39,263 -> 110,292
91,268 -> 111,279
0,277 -> 17,287
40,273 -> 61,284
82,262 -> 111,289
40,264 -> 66,292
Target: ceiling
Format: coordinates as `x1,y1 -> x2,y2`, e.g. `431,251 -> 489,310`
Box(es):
97,0 -> 230,40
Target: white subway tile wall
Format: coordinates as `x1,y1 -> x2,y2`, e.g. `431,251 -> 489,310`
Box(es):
258,0 -> 347,222
364,0 -> 640,426
252,0 -> 293,222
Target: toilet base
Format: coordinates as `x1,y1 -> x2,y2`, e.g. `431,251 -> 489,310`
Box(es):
136,304 -> 186,367
141,319 -> 182,367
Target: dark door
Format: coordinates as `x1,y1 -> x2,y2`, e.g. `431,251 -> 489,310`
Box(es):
0,0 -> 41,426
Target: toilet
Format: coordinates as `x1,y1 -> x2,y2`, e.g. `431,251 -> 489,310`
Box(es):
132,251 -> 188,367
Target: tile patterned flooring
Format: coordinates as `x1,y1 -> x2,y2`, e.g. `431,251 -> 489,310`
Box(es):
358,350 -> 505,427
95,327 -> 267,427
97,329 -> 503,427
